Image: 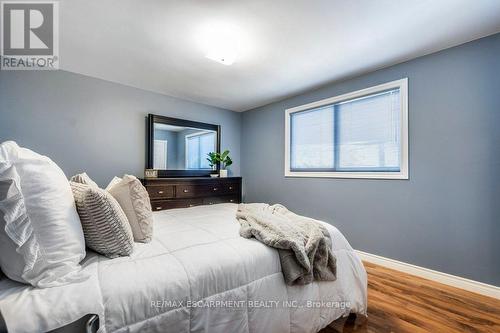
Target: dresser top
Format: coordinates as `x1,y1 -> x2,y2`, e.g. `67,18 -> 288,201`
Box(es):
143,176 -> 241,180
142,176 -> 241,184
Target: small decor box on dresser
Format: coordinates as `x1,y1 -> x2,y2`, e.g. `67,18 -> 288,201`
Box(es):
143,177 -> 242,211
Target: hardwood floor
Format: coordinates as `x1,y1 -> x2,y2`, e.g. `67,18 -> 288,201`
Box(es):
321,261 -> 500,333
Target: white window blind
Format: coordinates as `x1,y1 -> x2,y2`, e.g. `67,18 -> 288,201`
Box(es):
336,90 -> 400,171
186,132 -> 216,169
290,106 -> 334,169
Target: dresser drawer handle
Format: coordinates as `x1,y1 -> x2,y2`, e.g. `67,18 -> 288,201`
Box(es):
230,199 -> 234,202
156,206 -> 162,210
158,190 -> 164,194
229,186 -> 233,190
183,189 -> 189,193
213,188 -> 218,191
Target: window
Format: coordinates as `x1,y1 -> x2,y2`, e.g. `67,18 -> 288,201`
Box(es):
285,78 -> 408,179
185,131 -> 216,169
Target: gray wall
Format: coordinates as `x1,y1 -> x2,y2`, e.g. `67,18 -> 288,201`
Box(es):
241,33 -> 500,285
0,70 -> 241,187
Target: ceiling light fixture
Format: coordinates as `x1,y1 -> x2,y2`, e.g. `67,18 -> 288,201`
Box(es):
202,23 -> 239,65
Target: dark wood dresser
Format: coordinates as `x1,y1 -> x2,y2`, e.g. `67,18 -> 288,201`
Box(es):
143,177 -> 242,211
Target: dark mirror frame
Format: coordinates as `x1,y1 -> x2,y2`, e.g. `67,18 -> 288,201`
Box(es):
147,114 -> 221,177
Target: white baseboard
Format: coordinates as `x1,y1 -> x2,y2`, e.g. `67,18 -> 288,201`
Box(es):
355,250 -> 500,300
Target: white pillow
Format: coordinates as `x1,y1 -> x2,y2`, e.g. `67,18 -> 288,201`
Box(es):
0,141 -> 87,287
106,175 -> 153,243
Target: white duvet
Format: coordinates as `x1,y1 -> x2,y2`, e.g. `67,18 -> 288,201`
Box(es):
0,203 -> 367,333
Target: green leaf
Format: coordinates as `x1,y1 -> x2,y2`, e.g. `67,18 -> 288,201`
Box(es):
206,152 -> 219,166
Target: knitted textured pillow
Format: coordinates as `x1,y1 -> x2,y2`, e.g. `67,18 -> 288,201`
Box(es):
70,182 -> 134,258
106,175 -> 153,243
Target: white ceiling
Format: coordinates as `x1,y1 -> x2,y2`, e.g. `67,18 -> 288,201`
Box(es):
60,0 -> 500,112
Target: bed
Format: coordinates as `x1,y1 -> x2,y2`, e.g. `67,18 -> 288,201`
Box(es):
0,203 -> 367,333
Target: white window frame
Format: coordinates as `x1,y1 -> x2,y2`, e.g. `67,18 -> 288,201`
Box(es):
284,78 -> 408,179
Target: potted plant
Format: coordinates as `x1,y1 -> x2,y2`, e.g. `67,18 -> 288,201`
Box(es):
206,150 -> 232,178
218,150 -> 232,178
206,152 -> 219,178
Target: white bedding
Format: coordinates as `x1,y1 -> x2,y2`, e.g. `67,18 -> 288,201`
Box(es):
0,203 -> 367,333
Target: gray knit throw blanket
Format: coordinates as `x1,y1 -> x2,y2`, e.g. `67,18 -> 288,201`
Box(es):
236,203 -> 336,285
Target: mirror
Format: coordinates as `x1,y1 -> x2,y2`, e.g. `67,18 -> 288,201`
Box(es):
147,114 -> 220,177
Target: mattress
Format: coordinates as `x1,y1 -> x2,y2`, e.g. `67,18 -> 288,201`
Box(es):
0,203 -> 367,333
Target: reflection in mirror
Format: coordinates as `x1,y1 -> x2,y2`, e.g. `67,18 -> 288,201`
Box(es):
153,123 -> 217,170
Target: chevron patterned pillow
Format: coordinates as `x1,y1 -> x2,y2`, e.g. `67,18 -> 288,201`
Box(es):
70,182 -> 134,258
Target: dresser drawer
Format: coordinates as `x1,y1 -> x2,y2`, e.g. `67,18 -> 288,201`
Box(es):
206,183 -> 239,194
151,198 -> 203,211
176,185 -> 212,198
203,195 -> 239,206
143,177 -> 242,211
205,184 -> 232,195
176,183 -> 240,198
223,183 -> 239,194
147,185 -> 175,199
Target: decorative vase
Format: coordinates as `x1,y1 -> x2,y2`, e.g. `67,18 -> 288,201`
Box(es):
219,169 -> 228,178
